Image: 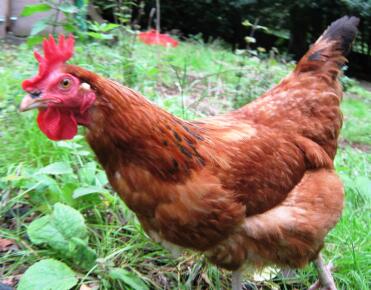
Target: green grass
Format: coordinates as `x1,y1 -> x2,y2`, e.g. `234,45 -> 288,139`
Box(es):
0,37 -> 370,290
341,99 -> 371,145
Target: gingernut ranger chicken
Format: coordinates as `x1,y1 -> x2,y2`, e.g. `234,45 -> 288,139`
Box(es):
20,16 -> 359,290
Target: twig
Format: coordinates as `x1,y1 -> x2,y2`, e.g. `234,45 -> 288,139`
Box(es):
88,3 -> 105,24
148,8 -> 156,30
156,0 -> 161,32
52,0 -> 63,35
246,17 -> 260,51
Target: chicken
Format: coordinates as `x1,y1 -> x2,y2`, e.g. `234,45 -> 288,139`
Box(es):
19,16 -> 359,290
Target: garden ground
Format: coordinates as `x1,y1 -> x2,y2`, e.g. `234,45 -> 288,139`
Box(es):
0,37 -> 370,289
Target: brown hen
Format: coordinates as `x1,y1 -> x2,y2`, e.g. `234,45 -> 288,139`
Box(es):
20,16 -> 359,290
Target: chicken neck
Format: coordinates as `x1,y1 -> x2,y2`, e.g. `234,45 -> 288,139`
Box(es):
65,65 -> 206,183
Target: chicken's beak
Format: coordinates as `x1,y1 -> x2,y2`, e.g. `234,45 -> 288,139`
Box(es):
19,95 -> 48,112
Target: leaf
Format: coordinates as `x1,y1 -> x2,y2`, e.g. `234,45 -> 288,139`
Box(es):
21,4 -> 52,17
1,276 -> 18,287
73,186 -> 108,199
242,19 -> 252,27
27,216 -> 66,249
87,32 -> 114,40
255,24 -> 268,31
26,35 -> 44,47
59,4 -> 79,14
56,141 -> 82,150
63,23 -> 76,33
245,36 -> 256,43
52,203 -> 88,240
36,162 -> 73,175
30,18 -> 49,36
96,171 -> 108,186
27,203 -> 88,253
78,162 -> 97,185
69,238 -> 97,270
100,23 -> 120,32
18,259 -> 77,290
253,266 -> 279,282
0,238 -> 15,252
109,268 -> 148,290
75,150 -> 91,156
27,204 -> 96,270
36,175 -> 59,189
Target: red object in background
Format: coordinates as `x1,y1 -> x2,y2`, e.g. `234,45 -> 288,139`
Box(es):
138,29 -> 179,47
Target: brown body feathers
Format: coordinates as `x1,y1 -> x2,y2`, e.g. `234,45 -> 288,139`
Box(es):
63,16 -> 358,271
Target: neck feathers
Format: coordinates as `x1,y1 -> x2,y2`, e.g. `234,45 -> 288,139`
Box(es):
65,65 -> 205,182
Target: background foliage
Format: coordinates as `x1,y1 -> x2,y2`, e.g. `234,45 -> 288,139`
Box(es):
136,0 -> 371,79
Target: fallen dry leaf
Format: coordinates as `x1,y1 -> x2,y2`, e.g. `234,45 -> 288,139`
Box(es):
1,279 -> 15,286
79,283 -> 98,290
0,238 -> 15,252
1,275 -> 21,287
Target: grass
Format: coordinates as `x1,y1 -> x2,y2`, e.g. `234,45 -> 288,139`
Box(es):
0,35 -> 370,290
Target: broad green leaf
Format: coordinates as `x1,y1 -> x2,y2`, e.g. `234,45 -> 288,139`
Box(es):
78,162 -> 97,185
52,203 -> 88,240
18,259 -> 77,290
21,4 -> 52,17
109,268 -> 148,290
73,186 -> 108,199
69,237 -> 97,270
28,215 -> 69,252
27,204 -> 96,270
27,203 -> 88,253
37,175 -> 59,188
87,32 -> 114,40
36,162 -> 73,175
27,216 -> 50,241
96,171 -> 109,186
30,19 -> 49,36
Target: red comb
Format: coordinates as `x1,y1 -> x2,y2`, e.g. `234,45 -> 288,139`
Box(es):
22,34 -> 74,90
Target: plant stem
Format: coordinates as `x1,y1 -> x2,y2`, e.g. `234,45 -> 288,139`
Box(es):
52,0 -> 63,35
156,0 -> 160,32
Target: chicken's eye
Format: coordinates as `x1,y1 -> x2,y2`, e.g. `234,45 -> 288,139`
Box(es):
60,78 -> 72,90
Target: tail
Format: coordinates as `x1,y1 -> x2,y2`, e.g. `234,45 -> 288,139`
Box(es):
294,16 -> 359,80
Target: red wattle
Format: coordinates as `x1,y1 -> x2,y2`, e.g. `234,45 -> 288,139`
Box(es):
37,108 -> 78,141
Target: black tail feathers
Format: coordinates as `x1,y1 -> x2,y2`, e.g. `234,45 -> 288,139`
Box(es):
321,16 -> 360,56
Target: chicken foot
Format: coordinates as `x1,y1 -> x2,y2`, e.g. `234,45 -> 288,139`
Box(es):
308,254 -> 336,290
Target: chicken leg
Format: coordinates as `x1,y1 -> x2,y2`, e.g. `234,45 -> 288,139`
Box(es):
309,254 -> 336,290
232,270 -> 242,290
